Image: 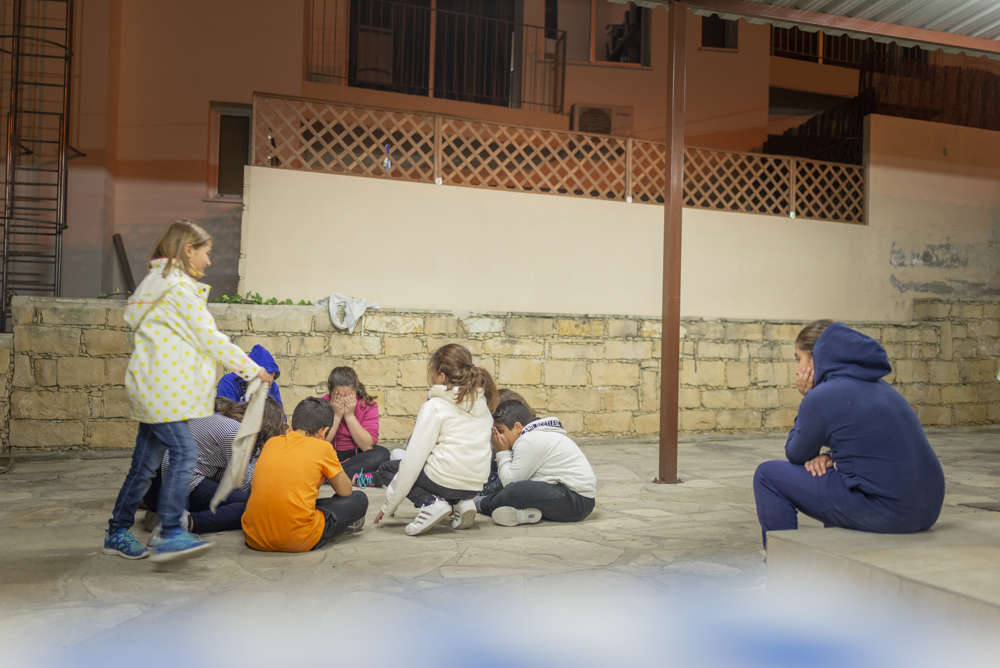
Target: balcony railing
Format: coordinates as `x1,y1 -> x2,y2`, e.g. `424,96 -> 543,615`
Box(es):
770,26 -> 925,70
308,0 -> 566,114
252,93 -> 866,224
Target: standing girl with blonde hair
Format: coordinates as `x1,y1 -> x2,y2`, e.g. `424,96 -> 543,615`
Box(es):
374,344 -> 499,535
104,220 -> 270,563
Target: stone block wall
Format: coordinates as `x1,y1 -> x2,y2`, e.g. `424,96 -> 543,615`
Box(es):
5,296 -> 1000,452
1,333 -> 11,453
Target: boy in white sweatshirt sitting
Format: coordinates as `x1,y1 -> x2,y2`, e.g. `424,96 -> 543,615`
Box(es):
480,400 -> 598,526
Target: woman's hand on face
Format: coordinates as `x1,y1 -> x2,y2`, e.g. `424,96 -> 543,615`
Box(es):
256,369 -> 272,385
796,366 -> 814,396
804,454 -> 833,477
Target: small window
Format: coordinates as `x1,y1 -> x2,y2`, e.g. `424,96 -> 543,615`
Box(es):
701,14 -> 738,50
209,102 -> 252,199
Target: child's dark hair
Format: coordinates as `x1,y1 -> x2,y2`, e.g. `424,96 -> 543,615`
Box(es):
292,397 -> 335,435
255,398 -> 287,458
493,399 -> 534,430
215,396 -> 239,416
327,366 -> 377,405
497,388 -> 536,418
429,343 -> 499,411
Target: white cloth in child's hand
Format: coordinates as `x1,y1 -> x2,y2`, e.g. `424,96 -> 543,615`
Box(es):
210,378 -> 265,513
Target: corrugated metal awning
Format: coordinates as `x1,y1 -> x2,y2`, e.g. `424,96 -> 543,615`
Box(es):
613,0 -> 1000,60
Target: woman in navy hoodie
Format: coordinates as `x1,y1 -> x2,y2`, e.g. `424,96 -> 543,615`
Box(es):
753,320 -> 945,548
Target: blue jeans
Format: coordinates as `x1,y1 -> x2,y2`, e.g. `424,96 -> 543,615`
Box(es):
108,422 -> 197,535
753,460 -> 922,549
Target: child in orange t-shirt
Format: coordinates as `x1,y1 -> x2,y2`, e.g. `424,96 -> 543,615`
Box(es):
242,397 -> 368,552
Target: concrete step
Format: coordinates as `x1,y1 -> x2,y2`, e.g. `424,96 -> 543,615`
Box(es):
766,512 -> 1000,648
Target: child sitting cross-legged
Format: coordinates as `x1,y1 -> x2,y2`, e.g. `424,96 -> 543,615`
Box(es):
374,344 -> 498,536
241,397 -> 369,552
321,366 -> 388,488
479,400 -> 598,527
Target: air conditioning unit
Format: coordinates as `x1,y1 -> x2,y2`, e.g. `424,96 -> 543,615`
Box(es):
571,104 -> 634,136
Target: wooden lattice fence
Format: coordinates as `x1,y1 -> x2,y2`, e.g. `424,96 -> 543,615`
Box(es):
253,93 -> 865,224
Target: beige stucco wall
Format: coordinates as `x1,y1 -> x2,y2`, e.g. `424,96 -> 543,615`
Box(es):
240,116 -> 1000,321
240,165 -> 870,319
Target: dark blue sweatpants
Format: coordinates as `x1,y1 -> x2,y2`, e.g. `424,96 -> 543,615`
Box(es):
753,460 -> 914,549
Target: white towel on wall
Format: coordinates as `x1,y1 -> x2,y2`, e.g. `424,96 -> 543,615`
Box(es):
317,292 -> 381,334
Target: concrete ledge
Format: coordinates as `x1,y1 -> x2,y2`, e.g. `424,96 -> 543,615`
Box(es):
767,514 -> 1000,646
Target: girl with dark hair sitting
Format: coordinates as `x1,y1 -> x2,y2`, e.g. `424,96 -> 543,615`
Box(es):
321,366 -> 389,487
753,320 -> 946,549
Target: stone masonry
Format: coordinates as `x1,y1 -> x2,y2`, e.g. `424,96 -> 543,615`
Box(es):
1,333 -> 11,453
2,296 -> 999,452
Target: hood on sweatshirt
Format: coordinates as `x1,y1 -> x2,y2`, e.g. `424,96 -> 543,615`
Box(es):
812,322 -> 892,386
248,345 -> 280,379
124,259 -> 187,330
428,384 -> 490,417
521,417 -> 566,436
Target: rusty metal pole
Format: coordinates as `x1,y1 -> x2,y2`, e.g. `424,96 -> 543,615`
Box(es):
656,0 -> 687,484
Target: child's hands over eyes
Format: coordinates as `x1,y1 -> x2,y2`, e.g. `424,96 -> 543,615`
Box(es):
491,426 -> 512,452
331,392 -> 346,418
341,391 -> 357,414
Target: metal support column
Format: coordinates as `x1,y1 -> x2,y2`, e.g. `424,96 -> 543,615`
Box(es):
656,0 -> 687,484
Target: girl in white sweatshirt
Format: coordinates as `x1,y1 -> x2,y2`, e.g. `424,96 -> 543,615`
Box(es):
373,344 -> 499,536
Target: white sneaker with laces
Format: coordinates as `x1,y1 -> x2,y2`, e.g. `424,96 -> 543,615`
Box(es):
491,506 -> 542,527
404,498 -> 452,536
451,499 -> 477,530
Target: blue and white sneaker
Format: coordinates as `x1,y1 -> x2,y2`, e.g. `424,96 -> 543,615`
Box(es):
103,529 -> 150,559
149,530 -> 215,563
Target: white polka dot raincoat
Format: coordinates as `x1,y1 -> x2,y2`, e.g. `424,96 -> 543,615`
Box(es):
124,259 -> 262,424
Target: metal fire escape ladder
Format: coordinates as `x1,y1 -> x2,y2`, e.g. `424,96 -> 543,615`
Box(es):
1,0 -> 76,332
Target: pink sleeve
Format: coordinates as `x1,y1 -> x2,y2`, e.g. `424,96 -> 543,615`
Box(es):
358,401 -> 380,444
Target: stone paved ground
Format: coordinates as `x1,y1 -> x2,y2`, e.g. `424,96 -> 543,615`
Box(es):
2,430 -> 999,665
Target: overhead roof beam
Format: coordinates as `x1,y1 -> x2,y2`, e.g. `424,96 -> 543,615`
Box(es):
683,0 -> 1000,56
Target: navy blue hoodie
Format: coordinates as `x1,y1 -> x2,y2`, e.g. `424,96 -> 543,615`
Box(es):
786,323 -> 944,529
216,345 -> 283,407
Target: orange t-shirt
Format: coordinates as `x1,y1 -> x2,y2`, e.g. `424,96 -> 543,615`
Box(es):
241,431 -> 344,552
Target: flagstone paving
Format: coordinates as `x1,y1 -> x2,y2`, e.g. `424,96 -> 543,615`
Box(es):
1,429 -> 998,662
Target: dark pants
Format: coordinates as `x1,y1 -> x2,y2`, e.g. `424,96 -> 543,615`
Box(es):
753,460 -> 931,549
144,473 -> 248,534
338,445 -> 391,480
376,459 -> 479,508
478,481 -> 596,522
312,491 -> 369,550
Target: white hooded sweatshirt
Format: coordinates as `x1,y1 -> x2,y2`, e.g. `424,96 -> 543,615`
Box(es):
382,385 -> 493,515
124,259 -> 261,423
496,417 -> 597,498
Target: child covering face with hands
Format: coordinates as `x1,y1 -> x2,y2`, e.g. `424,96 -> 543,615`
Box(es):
321,366 -> 388,487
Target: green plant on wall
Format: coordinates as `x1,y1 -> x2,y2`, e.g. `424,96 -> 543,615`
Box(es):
212,292 -> 312,306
